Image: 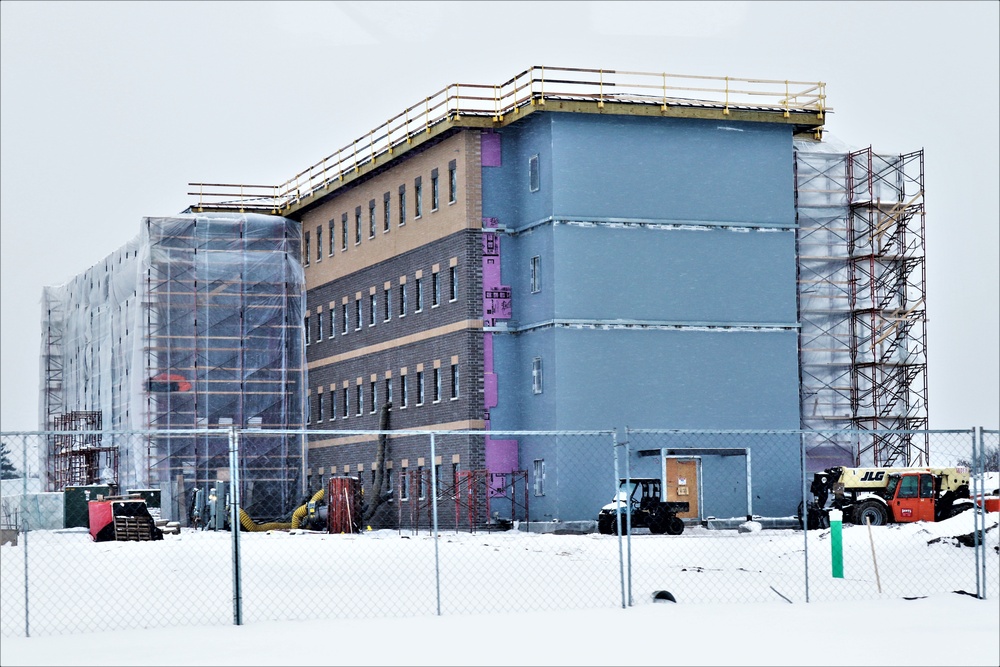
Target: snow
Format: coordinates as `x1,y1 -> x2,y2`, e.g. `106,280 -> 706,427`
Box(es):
1,513 -> 998,666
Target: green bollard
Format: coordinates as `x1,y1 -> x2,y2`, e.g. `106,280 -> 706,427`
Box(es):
830,508 -> 844,579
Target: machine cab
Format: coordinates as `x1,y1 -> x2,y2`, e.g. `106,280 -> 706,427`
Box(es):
886,472 -> 936,522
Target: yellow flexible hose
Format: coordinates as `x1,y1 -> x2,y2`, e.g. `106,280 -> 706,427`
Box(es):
291,488 -> 325,529
238,508 -> 292,532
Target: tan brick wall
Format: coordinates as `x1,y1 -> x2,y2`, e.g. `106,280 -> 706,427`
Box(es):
300,130 -> 483,290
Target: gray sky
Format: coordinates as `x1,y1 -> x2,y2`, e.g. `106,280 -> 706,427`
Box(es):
2,1 -> 997,432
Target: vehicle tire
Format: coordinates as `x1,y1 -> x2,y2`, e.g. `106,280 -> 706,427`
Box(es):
617,518 -> 629,536
597,515 -> 615,535
854,500 -> 889,526
648,509 -> 668,534
666,516 -> 685,535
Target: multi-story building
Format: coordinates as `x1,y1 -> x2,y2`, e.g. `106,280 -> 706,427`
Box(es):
183,66 -> 929,526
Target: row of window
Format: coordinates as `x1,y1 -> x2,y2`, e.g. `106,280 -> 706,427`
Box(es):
305,266 -> 458,345
310,363 -> 460,422
303,160 -> 459,266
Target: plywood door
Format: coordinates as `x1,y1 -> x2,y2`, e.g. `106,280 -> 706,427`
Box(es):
665,458 -> 699,519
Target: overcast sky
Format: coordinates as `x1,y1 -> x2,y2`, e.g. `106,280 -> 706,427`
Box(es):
1,1 -> 997,433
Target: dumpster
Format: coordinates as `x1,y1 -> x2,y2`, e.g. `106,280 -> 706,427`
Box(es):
64,485 -> 111,528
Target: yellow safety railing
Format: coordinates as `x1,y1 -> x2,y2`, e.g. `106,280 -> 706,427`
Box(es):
188,66 -> 827,212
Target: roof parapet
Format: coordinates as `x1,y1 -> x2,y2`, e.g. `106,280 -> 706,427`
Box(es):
188,65 -> 828,215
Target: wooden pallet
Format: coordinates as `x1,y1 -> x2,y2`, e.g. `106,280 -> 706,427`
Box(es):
113,515 -> 155,541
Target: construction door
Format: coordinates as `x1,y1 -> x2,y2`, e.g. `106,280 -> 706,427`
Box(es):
665,458 -> 699,520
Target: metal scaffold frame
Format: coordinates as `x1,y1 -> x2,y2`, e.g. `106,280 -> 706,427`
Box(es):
50,411 -> 117,490
795,144 -> 929,468
847,148 -> 928,465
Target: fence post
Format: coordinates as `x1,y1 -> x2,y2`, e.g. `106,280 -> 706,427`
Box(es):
973,427 -> 984,599
21,436 -> 30,638
613,431 -> 625,609
623,432 -> 633,607
801,432 -> 811,604
228,426 -> 243,625
430,432 -> 442,616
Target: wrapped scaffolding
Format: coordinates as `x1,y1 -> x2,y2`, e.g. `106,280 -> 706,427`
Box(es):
795,139 -> 929,468
40,213 -> 307,522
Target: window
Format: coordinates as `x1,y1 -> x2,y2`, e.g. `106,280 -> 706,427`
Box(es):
369,294 -> 376,326
356,206 -> 363,244
383,288 -> 391,321
433,367 -> 441,402
341,303 -> 348,334
316,226 -> 322,262
449,266 -> 458,301
416,371 -> 425,405
533,459 -> 545,496
532,357 -> 543,394
330,389 -> 337,419
451,363 -> 459,399
435,463 -> 443,498
368,200 -> 376,239
899,475 -> 919,499
400,469 -> 409,501
385,378 -> 393,407
343,388 -> 349,418
398,185 -> 406,226
448,159 -> 457,203
385,467 -> 393,496
431,271 -> 440,307
414,177 -> 423,217
356,384 -> 363,416
399,283 -> 407,316
417,466 -> 426,500
530,256 -> 541,293
328,219 -> 336,255
400,374 -> 408,408
431,168 -> 439,210
316,311 -> 323,341
316,391 -> 324,422
370,381 -> 377,413
383,193 -> 390,233
415,277 -> 423,312
304,232 -> 311,266
329,310 -> 335,338
342,213 -> 349,251
355,299 -> 362,330
529,154 -> 540,192
452,462 -> 461,490
919,474 -> 934,498
305,316 -> 311,345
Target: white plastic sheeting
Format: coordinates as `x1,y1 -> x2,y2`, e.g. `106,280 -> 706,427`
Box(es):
39,213 -> 306,520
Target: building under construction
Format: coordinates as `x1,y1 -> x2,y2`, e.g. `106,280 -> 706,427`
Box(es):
40,213 -> 307,522
181,66 -> 929,522
41,66 -> 929,524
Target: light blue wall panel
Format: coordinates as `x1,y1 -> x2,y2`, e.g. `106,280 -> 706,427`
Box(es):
550,113 -> 795,225
551,224 -> 797,323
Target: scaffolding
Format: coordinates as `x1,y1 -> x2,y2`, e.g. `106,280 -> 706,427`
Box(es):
796,141 -> 928,468
50,411 -> 117,489
39,213 -> 307,521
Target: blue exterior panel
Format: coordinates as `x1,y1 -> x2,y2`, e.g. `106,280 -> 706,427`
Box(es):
481,112 -> 802,520
550,113 -> 794,225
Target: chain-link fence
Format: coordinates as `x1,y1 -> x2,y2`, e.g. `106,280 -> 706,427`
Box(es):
623,429 -> 999,607
1,428 -> 996,638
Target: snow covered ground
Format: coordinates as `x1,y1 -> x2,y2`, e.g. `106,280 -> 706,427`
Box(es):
2,511 -> 997,666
